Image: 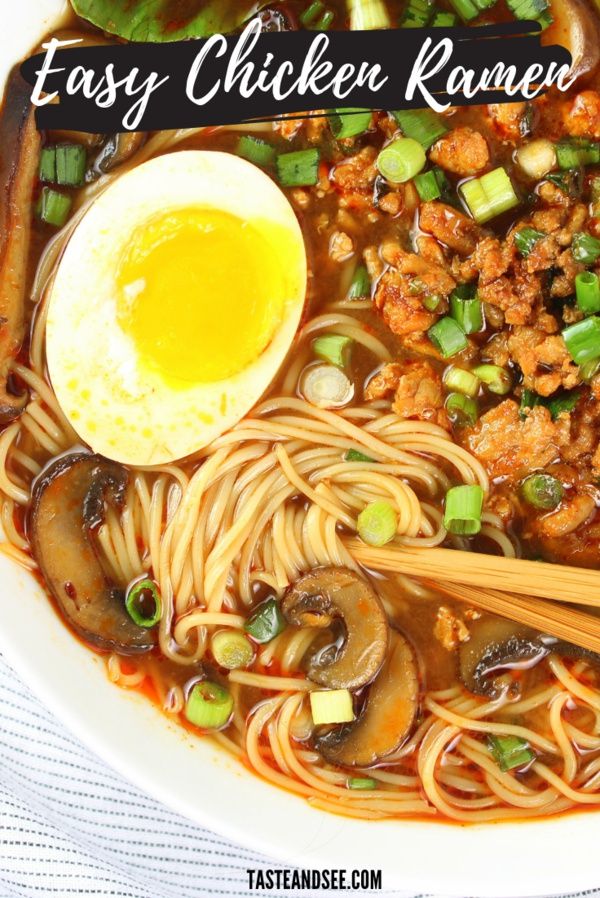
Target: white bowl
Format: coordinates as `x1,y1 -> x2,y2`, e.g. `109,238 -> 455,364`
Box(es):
2,6 -> 599,895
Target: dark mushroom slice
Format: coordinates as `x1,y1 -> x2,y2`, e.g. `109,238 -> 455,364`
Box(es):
282,567 -> 388,690
0,70 -> 41,423
459,616 -> 548,698
28,453 -> 156,654
93,132 -> 145,177
316,630 -> 419,768
542,0 -> 600,82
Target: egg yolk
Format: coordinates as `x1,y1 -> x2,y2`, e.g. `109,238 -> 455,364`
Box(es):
116,207 -> 290,384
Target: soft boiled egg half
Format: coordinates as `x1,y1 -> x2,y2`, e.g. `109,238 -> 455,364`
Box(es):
46,151 -> 307,466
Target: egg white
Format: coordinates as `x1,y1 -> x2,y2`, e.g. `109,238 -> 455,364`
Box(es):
46,151 -> 307,466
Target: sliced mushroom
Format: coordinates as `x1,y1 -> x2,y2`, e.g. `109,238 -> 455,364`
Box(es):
282,567 -> 388,690
459,616 -> 548,697
0,70 -> 41,423
316,630 -> 419,768
542,0 -> 600,82
29,453 -> 155,654
93,132 -> 145,176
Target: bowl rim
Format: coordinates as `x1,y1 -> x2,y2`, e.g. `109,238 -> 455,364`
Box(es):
3,5 -> 600,896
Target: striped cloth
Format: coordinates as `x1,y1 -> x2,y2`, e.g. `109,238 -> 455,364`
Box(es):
0,651 -> 597,898
0,654 -> 398,898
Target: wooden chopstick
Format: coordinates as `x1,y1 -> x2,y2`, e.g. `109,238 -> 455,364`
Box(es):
428,580 -> 600,656
345,540 -> 599,608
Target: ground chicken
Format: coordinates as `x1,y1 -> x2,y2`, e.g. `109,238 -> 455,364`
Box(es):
561,396 -> 600,464
306,113 -> 327,143
378,190 -> 404,216
551,249 -> 584,298
331,146 -> 378,192
434,606 -> 470,651
380,242 -> 456,296
329,230 -> 354,262
364,362 -> 403,400
534,493 -> 596,539
429,127 -> 490,176
520,233 -> 561,274
459,400 -> 570,481
415,234 -> 450,269
477,265 -> 542,325
483,331 -> 511,367
507,327 -> 581,396
419,201 -> 480,256
274,114 -> 303,140
466,236 -> 514,285
374,268 -> 437,335
563,90 -> 600,140
365,361 -> 450,429
487,102 -> 528,141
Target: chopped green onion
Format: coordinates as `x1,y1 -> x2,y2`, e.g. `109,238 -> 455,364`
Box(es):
329,108 -> 372,139
590,174 -> 600,206
555,139 -> 600,170
313,334 -> 352,367
55,144 -> 86,187
535,9 -> 553,28
185,681 -> 233,730
310,689 -> 355,725
555,142 -> 585,171
37,187 -> 72,228
423,294 -> 442,312
444,484 -> 483,536
357,500 -> 397,546
211,630 -> 254,670
428,316 -> 468,358
301,364 -> 354,408
562,316 -> 600,365
448,0 -> 479,20
313,9 -> 335,28
572,232 -> 600,265
545,389 -> 582,420
347,0 -> 391,29
519,388 -> 581,420
450,284 -> 483,334
377,137 -> 426,184
514,227 -> 545,257
236,135 -> 276,167
472,0 -> 496,10
244,598 -> 286,644
39,147 -> 56,183
276,148 -> 320,187
431,9 -> 458,24
472,364 -> 512,395
409,277 -> 426,295
461,167 -> 519,224
488,734 -> 535,771
520,473 -> 563,510
443,366 -> 480,397
576,271 -> 600,316
546,169 -> 582,197
125,578 -> 162,628
519,388 -> 540,417
446,392 -> 478,426
300,0 -> 325,25
344,448 -> 375,462
400,0 -> 434,26
506,0 -> 548,20
392,109 -> 447,149
413,168 -> 448,202
348,264 -> 371,299
347,776 -> 378,790
581,357 -> 600,381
